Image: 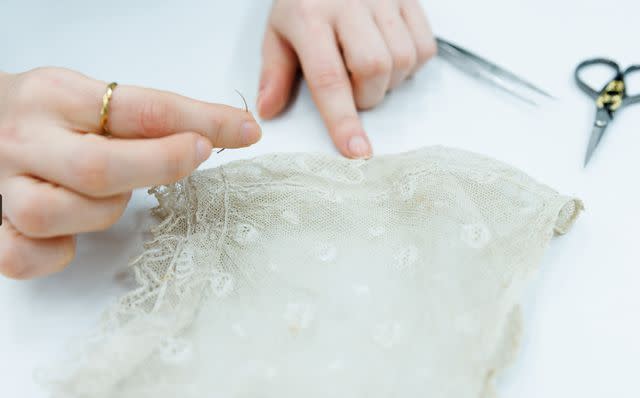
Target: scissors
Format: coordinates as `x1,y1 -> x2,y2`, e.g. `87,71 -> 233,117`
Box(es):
574,58 -> 640,166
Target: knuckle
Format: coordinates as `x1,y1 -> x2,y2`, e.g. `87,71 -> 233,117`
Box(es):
44,237 -> 76,276
208,115 -> 222,145
308,67 -> 348,92
54,237 -> 76,273
416,40 -> 438,64
70,143 -> 112,195
0,124 -> 24,156
393,50 -> 417,70
11,190 -> 49,236
162,142 -> 192,182
96,193 -> 131,230
0,236 -> 28,280
355,92 -> 383,111
0,124 -> 18,141
290,1 -> 322,21
13,67 -> 65,106
332,114 -> 361,138
137,99 -> 175,137
120,190 -> 133,204
99,194 -> 131,230
352,56 -> 393,80
0,258 -> 28,280
12,76 -> 41,109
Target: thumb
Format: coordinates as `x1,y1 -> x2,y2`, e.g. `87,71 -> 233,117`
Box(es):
257,28 -> 299,119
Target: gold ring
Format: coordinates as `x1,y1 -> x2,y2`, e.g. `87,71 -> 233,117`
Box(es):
99,82 -> 118,135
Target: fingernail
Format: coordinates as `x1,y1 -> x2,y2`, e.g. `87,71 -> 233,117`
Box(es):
196,137 -> 212,163
241,121 -> 262,145
347,135 -> 372,159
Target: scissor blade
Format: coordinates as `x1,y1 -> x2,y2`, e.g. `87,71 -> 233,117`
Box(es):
584,122 -> 608,167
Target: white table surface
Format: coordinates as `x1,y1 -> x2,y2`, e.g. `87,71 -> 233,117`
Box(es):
1,0 -> 639,396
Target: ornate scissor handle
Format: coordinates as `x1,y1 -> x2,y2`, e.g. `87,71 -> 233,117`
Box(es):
621,65 -> 640,105
574,58 -> 622,100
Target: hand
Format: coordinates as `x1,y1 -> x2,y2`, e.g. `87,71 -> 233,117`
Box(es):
0,67 -> 261,279
257,0 -> 436,158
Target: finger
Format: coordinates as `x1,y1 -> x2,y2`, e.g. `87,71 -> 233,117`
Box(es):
374,4 -> 418,89
257,28 -> 299,119
336,5 -> 393,110
288,23 -> 372,159
1,175 -> 130,238
24,129 -> 213,197
0,220 -> 75,280
60,77 -> 261,148
400,0 -> 438,73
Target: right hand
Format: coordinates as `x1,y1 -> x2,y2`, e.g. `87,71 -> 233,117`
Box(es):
257,0 -> 436,159
0,67 -> 262,280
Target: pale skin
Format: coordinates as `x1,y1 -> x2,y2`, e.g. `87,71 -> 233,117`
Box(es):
0,0 -> 435,279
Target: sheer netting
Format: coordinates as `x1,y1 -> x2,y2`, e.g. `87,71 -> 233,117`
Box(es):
46,146 -> 582,398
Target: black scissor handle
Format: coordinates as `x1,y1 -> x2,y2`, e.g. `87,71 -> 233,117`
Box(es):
574,58 -> 622,99
622,65 -> 640,105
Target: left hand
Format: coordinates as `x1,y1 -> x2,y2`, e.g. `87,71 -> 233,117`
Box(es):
257,0 -> 437,159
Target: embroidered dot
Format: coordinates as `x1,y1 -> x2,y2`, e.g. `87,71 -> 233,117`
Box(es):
368,226 -> 386,237
415,366 -> 430,377
235,223 -> 258,245
373,321 -> 403,349
209,272 -> 235,298
232,323 -> 247,338
281,210 -> 300,225
294,156 -> 308,170
462,168 -> 498,184
502,186 -> 541,214
245,360 -> 278,382
264,366 -> 278,381
174,248 -> 194,280
246,359 -> 261,375
430,272 -> 448,284
372,191 -> 390,202
454,312 -> 475,335
397,179 -> 416,200
225,165 -> 262,178
246,165 -> 263,177
328,358 -> 345,371
267,262 -> 280,273
353,284 -> 371,296
460,223 -> 492,249
315,243 -> 337,263
322,189 -> 343,203
392,246 -> 418,271
317,162 -> 365,183
158,337 -> 193,364
432,199 -> 449,208
284,302 -> 315,333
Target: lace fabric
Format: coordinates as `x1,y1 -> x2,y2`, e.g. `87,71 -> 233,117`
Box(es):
46,146 -> 582,398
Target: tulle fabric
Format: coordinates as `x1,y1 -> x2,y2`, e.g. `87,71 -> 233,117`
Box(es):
47,146 -> 582,398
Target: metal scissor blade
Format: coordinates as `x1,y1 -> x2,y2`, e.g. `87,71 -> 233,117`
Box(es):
436,37 -> 554,102
584,119 -> 609,167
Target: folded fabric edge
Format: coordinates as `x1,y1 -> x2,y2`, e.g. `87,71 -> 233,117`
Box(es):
553,198 -> 584,236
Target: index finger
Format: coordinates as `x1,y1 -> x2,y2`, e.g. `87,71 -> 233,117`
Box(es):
288,24 -> 372,159
65,79 -> 262,149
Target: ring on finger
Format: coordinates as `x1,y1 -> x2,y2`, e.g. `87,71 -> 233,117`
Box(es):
99,82 -> 118,136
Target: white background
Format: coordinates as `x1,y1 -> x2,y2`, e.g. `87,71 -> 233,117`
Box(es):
1,0 -> 639,396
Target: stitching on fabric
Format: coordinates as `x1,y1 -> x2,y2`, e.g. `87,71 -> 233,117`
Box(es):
217,167 -> 231,253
